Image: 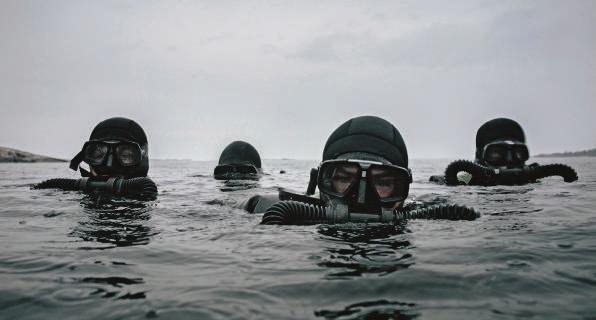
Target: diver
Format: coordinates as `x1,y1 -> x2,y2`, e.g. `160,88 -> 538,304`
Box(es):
239,116 -> 477,224
429,117 -> 578,186
34,117 -> 157,200
214,141 -> 262,180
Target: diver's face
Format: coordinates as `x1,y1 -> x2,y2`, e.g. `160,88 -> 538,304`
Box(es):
320,159 -> 411,212
84,140 -> 146,177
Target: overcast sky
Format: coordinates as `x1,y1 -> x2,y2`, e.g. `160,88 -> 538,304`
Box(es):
1,0 -> 594,160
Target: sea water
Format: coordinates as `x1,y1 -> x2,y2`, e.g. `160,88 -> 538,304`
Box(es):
0,158 -> 594,319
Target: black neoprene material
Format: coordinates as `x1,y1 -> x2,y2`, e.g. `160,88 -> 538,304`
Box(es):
475,118 -> 526,162
322,116 -> 408,167
217,141 -> 261,168
260,201 -> 478,225
90,117 -> 148,144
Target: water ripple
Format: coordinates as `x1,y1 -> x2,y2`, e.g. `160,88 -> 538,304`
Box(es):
1,158 -> 595,319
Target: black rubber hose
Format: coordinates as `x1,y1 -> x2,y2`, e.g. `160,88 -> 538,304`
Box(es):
261,201 -> 478,225
34,177 -> 158,200
444,160 -> 494,186
119,177 -> 158,200
33,178 -> 80,191
395,205 -> 478,221
444,160 -> 578,186
531,163 -> 578,183
261,201 -> 328,225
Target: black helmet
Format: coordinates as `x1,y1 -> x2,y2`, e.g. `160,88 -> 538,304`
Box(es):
323,115 -> 408,167
217,141 -> 261,168
475,118 -> 528,166
70,117 -> 149,178
214,141 -> 261,180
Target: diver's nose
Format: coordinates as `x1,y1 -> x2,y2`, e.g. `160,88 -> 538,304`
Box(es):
106,154 -> 113,167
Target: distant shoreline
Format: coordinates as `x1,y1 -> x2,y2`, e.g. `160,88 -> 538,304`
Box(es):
0,146 -> 66,163
535,148 -> 596,158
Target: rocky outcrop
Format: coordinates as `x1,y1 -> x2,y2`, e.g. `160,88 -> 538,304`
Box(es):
0,146 -> 66,163
535,148 -> 596,157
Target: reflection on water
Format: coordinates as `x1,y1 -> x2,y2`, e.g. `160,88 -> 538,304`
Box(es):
317,224 -> 414,278
315,300 -> 418,320
70,195 -> 157,248
1,158 -> 595,319
318,223 -> 408,243
60,276 -> 147,300
217,179 -> 260,192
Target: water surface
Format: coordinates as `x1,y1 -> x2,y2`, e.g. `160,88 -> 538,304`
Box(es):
1,158 -> 594,319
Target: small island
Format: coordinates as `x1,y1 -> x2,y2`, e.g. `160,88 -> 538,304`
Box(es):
535,148 -> 596,158
0,146 -> 66,163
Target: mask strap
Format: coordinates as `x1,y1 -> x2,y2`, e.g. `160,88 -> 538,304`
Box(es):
69,150 -> 84,171
306,168 -> 318,195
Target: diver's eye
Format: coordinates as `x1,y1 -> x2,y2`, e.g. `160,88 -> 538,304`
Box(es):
373,177 -> 395,188
333,174 -> 354,184
330,173 -> 355,193
487,152 -> 502,160
84,143 -> 109,165
369,165 -> 410,201
318,162 -> 359,196
512,147 -> 528,162
115,145 -> 141,166
235,165 -> 258,175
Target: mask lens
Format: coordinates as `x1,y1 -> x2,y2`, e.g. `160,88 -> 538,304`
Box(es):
214,165 -> 233,177
369,165 -> 410,201
512,145 -> 529,162
236,165 -> 258,174
115,144 -> 141,166
319,162 -> 360,196
484,145 -> 506,165
84,142 -> 109,166
214,164 -> 258,178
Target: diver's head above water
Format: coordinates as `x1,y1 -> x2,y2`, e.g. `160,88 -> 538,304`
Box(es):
214,141 -> 262,180
70,117 -> 149,178
308,115 -> 412,214
475,118 -> 529,169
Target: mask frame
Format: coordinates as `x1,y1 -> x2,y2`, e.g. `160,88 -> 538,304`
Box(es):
309,159 -> 412,206
481,140 -> 529,167
70,139 -> 146,173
